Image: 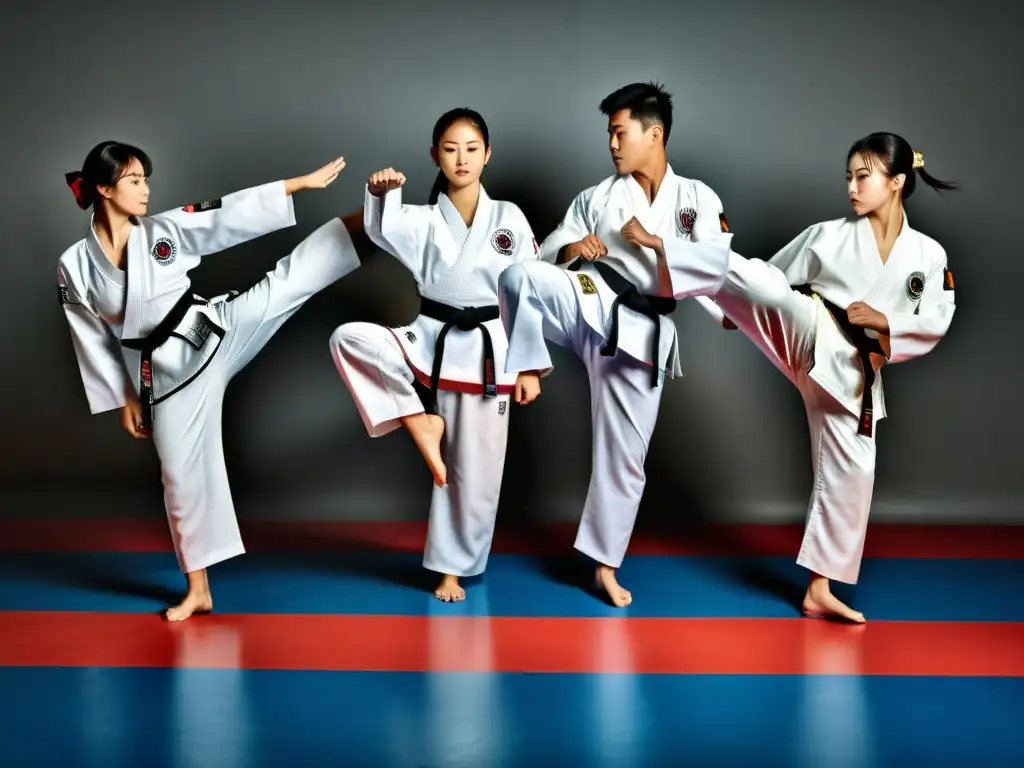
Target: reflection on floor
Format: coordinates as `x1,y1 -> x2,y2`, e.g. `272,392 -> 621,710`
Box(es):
1,520 -> 1022,766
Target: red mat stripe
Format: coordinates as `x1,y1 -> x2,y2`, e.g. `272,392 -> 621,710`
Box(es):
1,611 -> 1022,676
0,520 -> 1021,558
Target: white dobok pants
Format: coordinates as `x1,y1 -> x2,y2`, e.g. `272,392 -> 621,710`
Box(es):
330,322 -> 511,578
710,253 -> 877,584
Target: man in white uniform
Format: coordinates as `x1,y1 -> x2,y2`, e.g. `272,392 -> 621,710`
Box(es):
497,83 -> 734,606
58,141 -> 362,620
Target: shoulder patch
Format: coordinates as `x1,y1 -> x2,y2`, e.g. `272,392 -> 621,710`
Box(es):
182,199 -> 222,213
943,267 -> 955,291
719,212 -> 730,233
57,285 -> 71,305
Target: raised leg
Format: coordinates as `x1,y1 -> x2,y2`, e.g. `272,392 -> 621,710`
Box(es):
329,322 -> 446,486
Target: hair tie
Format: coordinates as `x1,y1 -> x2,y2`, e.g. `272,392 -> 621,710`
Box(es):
912,150 -> 925,170
64,171 -> 90,209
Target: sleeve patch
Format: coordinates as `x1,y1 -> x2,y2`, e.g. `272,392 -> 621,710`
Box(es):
719,212 -> 730,233
943,268 -> 955,290
182,199 -> 223,213
58,285 -> 70,305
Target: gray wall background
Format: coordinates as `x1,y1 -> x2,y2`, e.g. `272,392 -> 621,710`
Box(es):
1,1 -> 1017,524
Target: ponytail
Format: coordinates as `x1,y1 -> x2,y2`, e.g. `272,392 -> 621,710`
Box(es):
428,170 -> 447,205
916,166 -> 958,194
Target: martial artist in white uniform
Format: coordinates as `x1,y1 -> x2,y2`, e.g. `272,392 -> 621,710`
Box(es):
330,109 -> 546,602
58,143 -> 361,620
496,83 -> 733,606
697,135 -> 957,622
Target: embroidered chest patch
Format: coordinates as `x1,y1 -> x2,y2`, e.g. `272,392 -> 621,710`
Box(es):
906,271 -> 926,301
405,330 -> 417,344
151,237 -> 176,265
677,207 -> 697,235
491,229 -> 515,256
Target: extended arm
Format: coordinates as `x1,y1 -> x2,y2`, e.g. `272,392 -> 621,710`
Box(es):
154,180 -> 297,258
151,157 -> 346,258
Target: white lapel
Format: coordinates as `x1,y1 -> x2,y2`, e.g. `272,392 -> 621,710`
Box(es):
645,163 -> 678,233
860,210 -> 919,305
436,192 -> 469,251
622,164 -> 678,232
460,186 -> 493,263
86,215 -> 144,337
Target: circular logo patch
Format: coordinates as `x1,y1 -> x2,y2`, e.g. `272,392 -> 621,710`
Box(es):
906,271 -> 925,301
151,237 -> 176,265
678,207 -> 697,235
491,229 -> 515,255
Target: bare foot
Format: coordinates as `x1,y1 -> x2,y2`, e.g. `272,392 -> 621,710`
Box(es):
401,413 -> 446,486
802,575 -> 865,623
595,565 -> 632,607
434,574 -> 465,602
166,569 -> 213,622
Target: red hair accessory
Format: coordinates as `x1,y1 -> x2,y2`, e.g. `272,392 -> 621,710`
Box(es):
65,171 -> 90,209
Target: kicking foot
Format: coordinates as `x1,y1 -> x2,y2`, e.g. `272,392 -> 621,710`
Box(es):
595,565 -> 632,607
166,569 -> 213,622
402,413 -> 447,486
434,574 -> 465,602
802,577 -> 865,623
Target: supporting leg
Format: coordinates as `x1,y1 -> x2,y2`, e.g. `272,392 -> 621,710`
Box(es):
423,389 -> 512,601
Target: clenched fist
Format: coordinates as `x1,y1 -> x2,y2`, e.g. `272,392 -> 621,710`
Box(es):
368,168 -> 406,197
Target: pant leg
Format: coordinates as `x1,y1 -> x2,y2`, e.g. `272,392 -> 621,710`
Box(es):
498,260 -> 585,373
710,252 -> 819,384
796,385 -> 877,584
712,252 -> 877,584
220,217 -> 359,378
573,330 -> 665,569
329,322 -> 424,437
422,389 -> 512,577
151,356 -> 243,573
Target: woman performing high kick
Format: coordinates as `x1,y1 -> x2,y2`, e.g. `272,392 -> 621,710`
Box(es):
698,132 -> 957,622
58,141 -> 363,620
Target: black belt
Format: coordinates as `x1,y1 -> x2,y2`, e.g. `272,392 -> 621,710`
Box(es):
816,295 -> 885,438
568,259 -> 676,387
418,297 -> 499,415
121,292 -> 208,429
